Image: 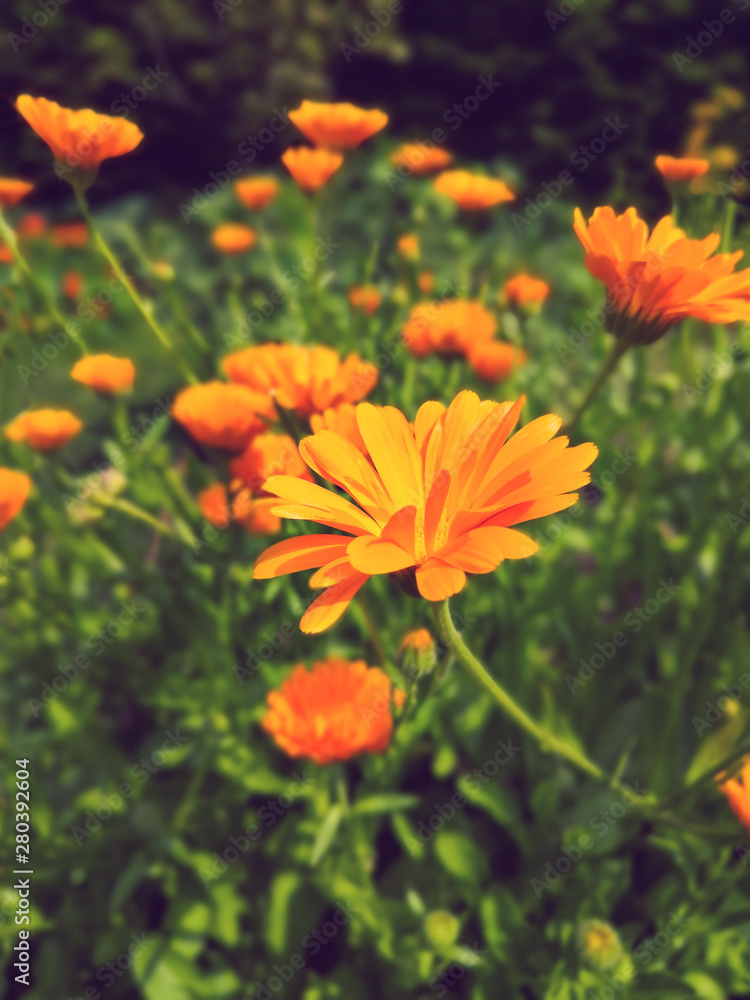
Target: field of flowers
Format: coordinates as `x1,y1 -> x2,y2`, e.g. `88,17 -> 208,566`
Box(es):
2,88 -> 750,1000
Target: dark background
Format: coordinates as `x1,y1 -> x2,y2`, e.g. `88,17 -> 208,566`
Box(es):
1,0 -> 750,215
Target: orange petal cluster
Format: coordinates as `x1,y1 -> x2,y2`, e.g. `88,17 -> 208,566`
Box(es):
172,381 -> 272,451
503,274 -> 550,307
51,222 -> 88,248
5,409 -> 83,451
211,223 -> 256,255
0,178 -> 33,208
234,176 -> 279,211
16,95 -> 143,172
71,354 -> 135,394
0,468 -> 32,530
197,482 -> 282,536
229,432 -> 313,494
62,271 -> 84,299
390,143 -> 452,175
434,170 -> 515,210
254,391 -> 597,633
574,206 -> 750,344
18,213 -> 47,239
348,284 -> 382,314
402,300 -> 497,359
718,760 -> 750,834
397,234 -> 419,260
654,155 -> 710,183
263,658 -> 403,763
223,343 -> 378,418
289,101 -> 388,150
469,341 -> 527,382
281,148 -> 343,192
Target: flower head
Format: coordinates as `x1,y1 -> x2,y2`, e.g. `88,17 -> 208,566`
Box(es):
390,143 -> 452,175
172,381 -> 272,451
398,628 -> 437,679
397,233 -> 419,260
234,176 -> 279,211
655,155 -> 710,183
5,409 -> 82,451
0,468 -> 32,530
574,206 -> 750,344
468,341 -> 527,382
232,491 -> 282,535
348,284 -> 382,315
62,271 -> 84,299
434,170 -> 515,210
254,391 -> 597,633
198,483 -> 231,529
211,223 -> 256,255
417,270 -> 435,295
503,274 -> 550,308
281,147 -> 343,192
71,354 -> 135,394
223,343 -> 378,418
51,222 -> 88,248
16,95 -> 143,185
718,758 -> 750,833
289,101 -> 388,150
229,432 -> 313,493
18,213 -> 46,239
263,658 -> 403,763
0,178 -> 33,208
402,300 -> 496,358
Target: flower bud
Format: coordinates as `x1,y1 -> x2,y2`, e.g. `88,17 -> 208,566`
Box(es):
424,910 -> 460,953
576,919 -> 624,971
398,628 -> 437,680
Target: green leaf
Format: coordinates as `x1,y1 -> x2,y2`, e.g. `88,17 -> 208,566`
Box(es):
264,871 -> 303,955
310,804 -> 343,866
351,793 -> 420,815
433,831 -> 488,886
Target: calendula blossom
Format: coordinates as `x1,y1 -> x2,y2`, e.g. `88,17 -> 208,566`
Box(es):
71,354 -> 135,394
5,409 -> 83,451
234,176 -> 279,211
0,468 -> 32,530
263,658 -> 403,764
574,206 -> 750,344
289,101 -> 388,150
402,300 -> 496,359
281,147 -> 343,192
229,433 -> 313,493
718,759 -> 750,834
434,170 -> 515,210
468,341 -> 527,383
390,143 -> 452,175
348,285 -> 382,314
211,223 -> 256,255
0,177 -> 33,208
18,213 -> 46,239
503,274 -> 550,308
62,271 -> 84,299
172,381 -> 273,451
254,391 -> 597,633
654,155 -> 710,183
51,222 -> 88,248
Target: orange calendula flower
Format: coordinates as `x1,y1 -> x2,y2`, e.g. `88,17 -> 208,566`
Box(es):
172,381 -> 273,451
309,402 -> 369,456
229,432 -> 313,493
211,223 -> 256,255
62,271 -> 84,299
18,213 -> 46,239
16,95 -> 143,183
254,391 -> 597,633
503,274 -> 550,308
0,468 -> 32,530
654,155 -> 710,183
434,170 -> 515,210
198,483 -> 231,529
234,176 -> 279,211
263,658 -> 403,763
71,354 -> 135,394
0,178 -> 33,208
223,343 -> 378,418
390,143 -> 452,175
574,206 -> 750,344
0,244 -> 13,264
397,234 -> 419,260
718,759 -> 750,834
417,270 -> 435,295
5,409 -> 83,451
281,147 -> 344,192
232,490 -> 282,535
51,222 -> 88,248
402,300 -> 496,358
289,101 -> 388,150
348,284 -> 382,315
468,341 -> 527,382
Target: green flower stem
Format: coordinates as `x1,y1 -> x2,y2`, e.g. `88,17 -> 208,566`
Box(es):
0,208 -> 87,355
565,339 -> 629,434
73,190 -> 198,384
432,598 -> 639,798
721,198 -> 737,253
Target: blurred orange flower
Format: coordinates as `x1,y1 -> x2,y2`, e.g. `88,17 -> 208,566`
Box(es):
254,392 -> 596,633
263,658 -> 403,763
6,409 -> 83,451
51,222 -> 88,248
62,271 -> 84,299
400,628 -> 433,652
229,432 -> 313,493
232,490 -> 282,535
223,343 -> 378,417
281,148 -> 343,192
234,176 -> 279,211
390,143 -> 452,174
348,284 -> 382,314
654,155 -> 710,183
0,245 -> 13,264
718,759 -> 750,834
0,178 -> 33,208
397,234 -> 419,260
16,95 -> 143,177
574,206 -> 750,344
402,300 -> 496,358
434,170 -> 515,210
417,270 -> 435,294
289,100 -> 388,150
468,341 -> 527,382
0,468 -> 32,530
211,223 -> 256,255
309,403 -> 369,456
18,213 -> 46,239
172,381 -> 272,451
71,354 -> 135,394
503,274 -> 550,308
198,483 -> 232,529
